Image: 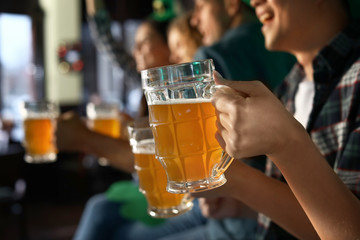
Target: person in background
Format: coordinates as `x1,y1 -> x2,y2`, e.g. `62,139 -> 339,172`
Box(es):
191,0 -> 295,90
167,11 -> 203,63
133,19 -> 171,72
194,0 -> 360,239
57,17 -> 173,171
65,15 -> 175,240
188,0 -> 295,239
72,8 -> 244,240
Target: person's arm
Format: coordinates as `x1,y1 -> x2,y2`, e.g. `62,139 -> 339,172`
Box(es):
268,128 -> 360,240
194,160 -> 319,239
198,196 -> 258,220
211,72 -> 360,239
56,111 -> 135,173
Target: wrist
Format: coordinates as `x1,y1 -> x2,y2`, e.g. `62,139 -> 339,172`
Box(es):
268,121 -> 315,167
77,128 -> 95,153
224,160 -> 249,195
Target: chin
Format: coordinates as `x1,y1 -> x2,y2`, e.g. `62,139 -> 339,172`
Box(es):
202,36 -> 214,46
264,42 -> 276,51
265,30 -> 293,52
264,37 -> 284,52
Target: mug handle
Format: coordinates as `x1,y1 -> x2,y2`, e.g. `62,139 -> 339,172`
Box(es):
212,151 -> 234,179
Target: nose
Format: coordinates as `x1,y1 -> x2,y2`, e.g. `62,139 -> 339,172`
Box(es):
190,11 -> 198,27
250,0 -> 263,8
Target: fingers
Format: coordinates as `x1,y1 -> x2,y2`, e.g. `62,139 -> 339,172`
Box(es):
215,128 -> 226,150
213,70 -> 265,97
215,123 -> 239,159
211,90 -> 247,125
215,117 -> 232,152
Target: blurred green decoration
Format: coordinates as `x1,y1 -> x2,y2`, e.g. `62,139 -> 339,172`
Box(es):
151,0 -> 176,21
106,181 -> 165,226
349,0 -> 360,19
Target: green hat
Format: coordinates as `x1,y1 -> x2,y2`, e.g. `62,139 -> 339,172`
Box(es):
151,0 -> 176,22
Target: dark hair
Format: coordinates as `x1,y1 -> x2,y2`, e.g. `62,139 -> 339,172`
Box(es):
340,0 -> 351,15
145,18 -> 172,44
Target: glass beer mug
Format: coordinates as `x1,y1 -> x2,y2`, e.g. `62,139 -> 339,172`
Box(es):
141,59 -> 234,193
127,118 -> 193,218
86,102 -> 121,139
21,101 -> 59,163
86,102 -> 121,166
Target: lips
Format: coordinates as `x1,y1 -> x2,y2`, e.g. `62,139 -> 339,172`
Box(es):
258,12 -> 274,25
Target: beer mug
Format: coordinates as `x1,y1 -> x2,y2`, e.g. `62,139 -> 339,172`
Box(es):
21,101 -> 59,163
86,102 -> 121,166
128,118 -> 193,218
141,59 -> 234,193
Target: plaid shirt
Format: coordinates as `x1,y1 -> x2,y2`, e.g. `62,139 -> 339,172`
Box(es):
259,19 -> 360,239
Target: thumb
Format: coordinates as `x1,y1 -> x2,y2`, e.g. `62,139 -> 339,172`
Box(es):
214,71 -> 233,86
213,71 -> 264,97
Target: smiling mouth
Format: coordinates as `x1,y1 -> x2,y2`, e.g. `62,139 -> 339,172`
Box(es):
259,12 -> 273,24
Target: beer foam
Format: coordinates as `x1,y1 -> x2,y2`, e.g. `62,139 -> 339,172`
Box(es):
131,139 -> 155,154
150,98 -> 211,105
87,114 -> 118,120
24,115 -> 53,120
91,117 -> 118,120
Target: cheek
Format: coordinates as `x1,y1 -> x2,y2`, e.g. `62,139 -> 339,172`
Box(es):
171,47 -> 180,58
142,44 -> 154,56
186,42 -> 197,58
179,48 -> 190,60
168,41 -> 178,57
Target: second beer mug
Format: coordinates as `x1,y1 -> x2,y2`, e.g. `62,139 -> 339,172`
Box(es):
86,102 -> 121,139
141,59 -> 234,193
21,101 -> 59,163
128,118 -> 193,218
86,102 -> 121,166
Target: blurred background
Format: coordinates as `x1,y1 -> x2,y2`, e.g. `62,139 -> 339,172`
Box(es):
0,0 -> 191,239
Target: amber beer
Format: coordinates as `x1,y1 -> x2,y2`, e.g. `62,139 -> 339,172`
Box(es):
90,118 -> 121,165
87,102 -> 121,139
128,119 -> 193,218
149,99 -> 223,192
90,118 -> 120,138
21,101 -> 58,163
133,139 -> 192,218
142,59 -> 233,193
87,102 -> 121,166
24,118 -> 56,156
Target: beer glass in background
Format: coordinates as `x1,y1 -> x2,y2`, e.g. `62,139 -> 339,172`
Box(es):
21,101 -> 59,163
127,118 -> 193,218
141,59 -> 234,193
86,102 -> 121,166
